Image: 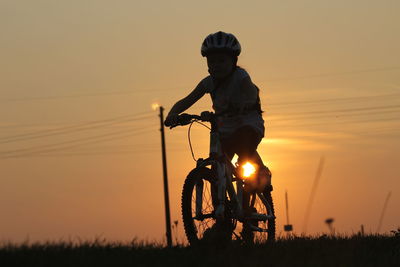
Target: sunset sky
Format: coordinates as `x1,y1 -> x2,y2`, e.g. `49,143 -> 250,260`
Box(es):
1,0 -> 399,243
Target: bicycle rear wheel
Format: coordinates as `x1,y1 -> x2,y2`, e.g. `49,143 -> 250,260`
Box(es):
181,167 -> 234,246
252,187 -> 276,242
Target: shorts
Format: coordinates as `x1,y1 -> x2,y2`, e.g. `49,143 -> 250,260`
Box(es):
220,126 -> 262,161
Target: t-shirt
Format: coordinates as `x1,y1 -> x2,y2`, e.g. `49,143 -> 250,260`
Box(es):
200,67 -> 265,139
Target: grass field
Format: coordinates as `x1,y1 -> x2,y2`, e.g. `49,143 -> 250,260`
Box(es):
1,234 -> 399,267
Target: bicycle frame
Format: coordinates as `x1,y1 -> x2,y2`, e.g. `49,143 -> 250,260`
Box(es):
192,114 -> 274,231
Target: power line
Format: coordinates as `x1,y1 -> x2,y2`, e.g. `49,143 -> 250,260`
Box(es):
15,147 -> 188,158
0,111 -> 154,143
1,129 -> 155,159
0,118 -> 155,130
261,66 -> 400,83
161,106 -> 400,137
2,67 -> 399,102
264,93 -> 400,107
49,143 -> 162,151
1,110 -> 152,131
271,115 -> 400,129
0,115 -> 154,144
3,93 -> 396,144
3,90 -> 149,102
194,92 -> 400,114
0,126 -> 156,159
267,104 -> 400,117
267,106 -> 400,122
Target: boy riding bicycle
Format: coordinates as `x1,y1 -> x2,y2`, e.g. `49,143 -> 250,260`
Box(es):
165,31 -> 271,197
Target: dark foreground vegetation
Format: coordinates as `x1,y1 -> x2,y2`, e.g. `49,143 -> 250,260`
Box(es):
1,234 -> 399,267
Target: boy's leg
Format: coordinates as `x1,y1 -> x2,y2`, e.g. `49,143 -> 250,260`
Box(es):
230,127 -> 271,192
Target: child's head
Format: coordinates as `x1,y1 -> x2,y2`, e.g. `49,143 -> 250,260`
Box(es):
206,52 -> 235,79
201,31 -> 241,79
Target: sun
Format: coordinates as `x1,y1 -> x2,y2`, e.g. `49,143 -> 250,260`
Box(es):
242,162 -> 256,178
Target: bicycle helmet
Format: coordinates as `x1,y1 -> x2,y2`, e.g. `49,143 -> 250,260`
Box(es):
201,31 -> 241,57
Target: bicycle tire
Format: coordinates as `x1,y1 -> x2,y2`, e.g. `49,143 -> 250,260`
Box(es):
263,188 -> 276,241
181,167 -> 234,246
254,187 -> 276,242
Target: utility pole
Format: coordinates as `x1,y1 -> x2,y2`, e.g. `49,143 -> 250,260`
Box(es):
159,106 -> 172,247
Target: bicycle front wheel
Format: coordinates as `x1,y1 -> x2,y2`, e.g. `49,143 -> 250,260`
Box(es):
181,167 -> 234,246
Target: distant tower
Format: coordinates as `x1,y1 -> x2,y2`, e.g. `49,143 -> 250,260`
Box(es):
325,218 -> 335,235
284,190 -> 293,235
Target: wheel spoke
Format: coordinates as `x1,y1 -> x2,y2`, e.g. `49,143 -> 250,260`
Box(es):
251,191 -> 275,243
191,178 -> 216,239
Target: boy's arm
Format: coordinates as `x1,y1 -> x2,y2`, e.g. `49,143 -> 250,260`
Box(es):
165,81 -> 207,125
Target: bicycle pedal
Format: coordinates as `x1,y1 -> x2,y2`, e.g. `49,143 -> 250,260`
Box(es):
236,210 -> 244,221
248,212 -> 275,221
232,206 -> 244,220
249,225 -> 268,232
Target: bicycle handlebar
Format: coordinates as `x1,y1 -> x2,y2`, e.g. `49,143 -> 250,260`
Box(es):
168,112 -> 214,129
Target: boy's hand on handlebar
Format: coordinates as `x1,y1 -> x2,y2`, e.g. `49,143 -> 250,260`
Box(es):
200,111 -> 212,121
165,112 -> 209,128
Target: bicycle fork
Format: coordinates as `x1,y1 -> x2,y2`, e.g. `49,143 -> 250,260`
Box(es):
214,161 -> 226,220
193,162 -> 226,221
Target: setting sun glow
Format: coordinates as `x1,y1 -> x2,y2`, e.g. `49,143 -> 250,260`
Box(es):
242,162 -> 256,178
1,0 -> 399,244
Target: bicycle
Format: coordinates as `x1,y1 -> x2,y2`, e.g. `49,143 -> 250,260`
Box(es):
169,112 -> 275,245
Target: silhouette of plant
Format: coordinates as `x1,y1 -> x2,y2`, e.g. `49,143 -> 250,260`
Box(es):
390,227 -> 400,237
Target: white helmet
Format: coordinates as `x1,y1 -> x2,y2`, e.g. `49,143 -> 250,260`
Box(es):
201,31 -> 241,57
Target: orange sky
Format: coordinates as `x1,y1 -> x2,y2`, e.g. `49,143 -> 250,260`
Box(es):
1,0 -> 399,243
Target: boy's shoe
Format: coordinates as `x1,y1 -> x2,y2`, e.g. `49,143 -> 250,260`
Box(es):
241,207 -> 257,244
257,165 -> 271,192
